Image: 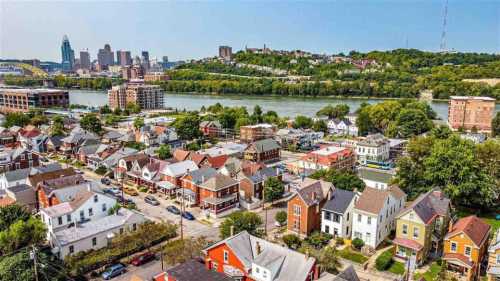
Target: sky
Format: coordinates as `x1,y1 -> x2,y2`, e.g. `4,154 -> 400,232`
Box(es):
1,1 -> 499,62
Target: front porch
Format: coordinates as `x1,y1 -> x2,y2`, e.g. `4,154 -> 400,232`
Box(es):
443,254 -> 474,281
393,238 -> 424,265
201,194 -> 239,218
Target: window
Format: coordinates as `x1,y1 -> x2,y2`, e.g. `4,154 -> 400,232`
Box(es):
88,208 -> 93,216
367,217 -> 372,225
15,163 -> 20,169
21,154 -> 25,160
263,270 -> 267,278
409,213 -> 414,220
293,205 -> 301,216
212,262 -> 218,271
357,214 -> 362,222
132,223 -> 137,231
325,212 -> 331,221
92,237 -> 97,246
223,250 -> 229,263
413,227 -> 419,239
464,246 -> 471,257
102,203 -> 107,212
402,224 -> 408,235
94,195 -> 98,203
496,254 -> 500,265
69,245 -> 74,254
325,225 -> 330,234
80,210 -> 84,221
58,217 -> 63,225
451,242 -> 457,252
29,160 -> 33,168
256,267 -> 260,273
66,214 -> 71,222
354,231 -> 362,239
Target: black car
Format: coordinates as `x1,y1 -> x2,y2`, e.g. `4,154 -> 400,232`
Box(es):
101,177 -> 111,185
181,211 -> 195,221
166,205 -> 180,215
144,195 -> 160,206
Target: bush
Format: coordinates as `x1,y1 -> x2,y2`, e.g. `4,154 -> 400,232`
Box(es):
335,237 -> 345,245
95,166 -> 107,175
351,238 -> 364,250
275,211 -> 287,226
282,234 -> 301,249
305,232 -> 333,249
375,248 -> 394,271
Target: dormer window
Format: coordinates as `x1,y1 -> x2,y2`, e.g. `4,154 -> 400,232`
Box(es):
223,250 -> 229,263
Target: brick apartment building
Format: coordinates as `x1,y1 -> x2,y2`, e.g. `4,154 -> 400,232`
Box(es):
448,96 -> 496,133
295,145 -> 356,174
0,147 -> 40,173
0,88 -> 69,113
244,138 -> 281,163
108,83 -> 164,110
144,72 -> 170,82
239,124 -> 276,142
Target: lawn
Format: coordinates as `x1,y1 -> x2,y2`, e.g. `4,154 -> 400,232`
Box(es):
338,248 -> 369,264
388,261 -> 405,275
414,262 -> 441,281
456,208 -> 500,233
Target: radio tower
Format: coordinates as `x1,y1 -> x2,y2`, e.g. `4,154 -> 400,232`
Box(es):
439,0 -> 449,52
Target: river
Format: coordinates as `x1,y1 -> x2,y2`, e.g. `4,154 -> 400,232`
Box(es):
68,89 -> 500,120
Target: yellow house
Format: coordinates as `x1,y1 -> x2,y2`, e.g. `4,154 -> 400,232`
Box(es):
443,216 -> 491,281
487,229 -> 500,281
393,189 -> 451,265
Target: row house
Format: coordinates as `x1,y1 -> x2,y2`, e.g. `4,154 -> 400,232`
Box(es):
443,216 -> 491,281
0,127 -> 17,146
203,230 -> 319,281
197,173 -> 239,218
351,185 -> 406,249
0,163 -> 62,191
239,166 -> 282,204
0,147 -> 40,173
179,167 -> 218,207
135,125 -> 181,148
60,130 -> 100,157
356,133 -> 390,165
18,125 -> 47,153
172,149 -> 229,170
393,189 -> 452,265
199,120 -> 222,138
293,145 -> 355,174
84,145 -> 119,170
45,136 -> 64,152
244,138 -> 281,163
287,178 -> 334,237
240,123 -> 277,142
161,160 -> 199,195
115,153 -> 149,181
321,188 -> 359,239
487,229 -> 500,281
357,167 -> 394,190
327,118 -> 358,136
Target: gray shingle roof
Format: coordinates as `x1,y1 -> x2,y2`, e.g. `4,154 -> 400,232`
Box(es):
357,167 -> 394,184
323,189 -> 356,214
186,167 -> 217,184
166,260 -> 233,281
4,168 -> 31,182
249,138 -> 280,153
397,189 -> 450,224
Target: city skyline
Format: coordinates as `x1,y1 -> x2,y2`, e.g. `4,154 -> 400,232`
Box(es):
1,1 -> 499,62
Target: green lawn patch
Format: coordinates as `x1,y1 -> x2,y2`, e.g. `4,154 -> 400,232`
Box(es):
414,262 -> 441,281
388,261 -> 405,275
338,249 -> 369,264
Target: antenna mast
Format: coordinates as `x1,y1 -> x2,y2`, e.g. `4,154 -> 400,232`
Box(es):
440,0 -> 449,52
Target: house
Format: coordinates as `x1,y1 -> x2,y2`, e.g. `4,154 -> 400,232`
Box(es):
295,146 -> 355,174
199,120 -> 222,138
77,143 -> 108,165
154,259 -> 233,281
60,131 -> 100,156
101,147 -> 138,171
40,189 -> 116,235
173,149 -> 191,162
179,167 -> 218,206
327,119 -> 358,136
45,136 -> 64,152
351,185 -> 406,249
321,188 -> 358,239
0,163 -> 62,192
287,178 -> 334,236
357,167 -> 394,190
244,138 -> 281,163
18,126 -> 47,152
239,166 -> 282,204
240,124 -> 277,142
161,160 -> 199,194
199,142 -> 248,158
393,189 -> 452,265
0,147 -> 40,173
102,130 -> 123,144
356,133 -> 390,165
135,125 -> 181,148
443,216 -> 491,281
203,230 -> 319,281
196,173 -> 240,218
50,208 -> 146,259
85,145 -> 119,170
487,229 -> 500,281
114,153 -> 150,180
276,128 -> 324,150
0,128 -> 17,146
2,184 -> 37,211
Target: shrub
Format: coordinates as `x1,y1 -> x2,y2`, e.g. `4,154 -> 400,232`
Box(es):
351,238 -> 364,250
335,237 -> 345,245
95,166 -> 107,175
305,232 -> 333,249
375,248 -> 394,271
275,211 -> 287,226
282,234 -> 301,249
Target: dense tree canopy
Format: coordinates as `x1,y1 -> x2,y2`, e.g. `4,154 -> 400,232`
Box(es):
310,169 -> 366,192
219,211 -> 263,238
80,113 -> 102,134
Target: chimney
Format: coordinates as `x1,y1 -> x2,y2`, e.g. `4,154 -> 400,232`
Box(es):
432,189 -> 443,199
256,241 -> 262,255
311,191 -> 316,202
230,225 -> 234,237
448,220 -> 454,233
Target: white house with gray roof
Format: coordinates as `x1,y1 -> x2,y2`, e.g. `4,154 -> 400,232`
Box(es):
357,167 -> 395,190
356,133 -> 390,165
321,188 -> 359,238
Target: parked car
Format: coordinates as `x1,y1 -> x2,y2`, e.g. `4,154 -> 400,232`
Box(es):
75,169 -> 84,175
117,197 -> 135,207
102,263 -> 126,280
166,205 -> 180,215
181,211 -> 195,221
123,187 -> 138,196
101,177 -> 111,185
144,195 -> 159,206
103,187 -> 121,197
130,252 -> 155,266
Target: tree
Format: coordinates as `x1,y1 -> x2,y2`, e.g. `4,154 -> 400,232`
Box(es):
219,211 -> 263,238
235,117 -> 251,131
80,113 -> 102,134
0,217 -> 46,255
312,120 -> 328,133
395,108 -> 432,138
0,250 -> 68,281
275,211 -> 287,226
30,115 -> 49,126
263,177 -> 285,202
351,238 -> 364,250
113,107 -> 122,115
133,117 -> 145,130
3,112 -> 30,128
126,102 -> 141,114
163,237 -> 208,265
100,105 -> 112,114
430,125 -> 452,139
476,140 -> 500,181
156,144 -> 172,160
492,112 -> 500,137
356,106 -> 374,136
0,205 -> 30,232
173,114 -> 201,140
293,115 -> 313,129
310,169 -> 365,191
282,234 -> 301,249
316,104 -> 350,119
319,246 -> 341,274
50,115 -> 65,136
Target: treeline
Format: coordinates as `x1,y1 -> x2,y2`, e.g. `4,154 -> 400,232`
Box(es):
176,61 -> 275,77
3,75 -> 123,90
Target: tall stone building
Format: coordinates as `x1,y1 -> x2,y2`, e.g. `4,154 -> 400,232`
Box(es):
108,83 -> 164,110
448,96 -> 496,133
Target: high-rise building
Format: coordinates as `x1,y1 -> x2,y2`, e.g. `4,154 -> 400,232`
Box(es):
0,88 -> 69,113
108,83 -> 164,110
79,50 -> 91,70
97,44 -> 114,70
116,50 -> 132,66
60,35 -> 75,72
219,46 -> 232,60
141,51 -> 150,70
448,96 -> 496,133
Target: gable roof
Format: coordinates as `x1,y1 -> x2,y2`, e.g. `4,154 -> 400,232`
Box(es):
295,179 -> 333,206
207,154 -> 228,169
41,191 -> 95,218
397,189 -> 450,225
355,186 -> 405,215
445,215 -> 491,247
248,138 -> 280,153
488,229 -> 500,253
163,160 -> 198,177
184,167 -> 217,184
173,149 -> 191,162
29,168 -> 77,187
323,188 -> 356,214
165,259 -> 233,281
200,173 -> 238,191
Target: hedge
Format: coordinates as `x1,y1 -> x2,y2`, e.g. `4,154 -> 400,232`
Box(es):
375,248 -> 395,271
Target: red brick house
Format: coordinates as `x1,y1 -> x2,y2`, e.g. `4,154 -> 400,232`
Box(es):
244,138 -> 281,163
203,231 -> 319,281
239,166 -> 282,202
179,167 -> 218,207
199,121 -> 222,138
0,147 -> 40,173
287,178 -> 334,237
198,173 -> 239,218
160,160 -> 199,195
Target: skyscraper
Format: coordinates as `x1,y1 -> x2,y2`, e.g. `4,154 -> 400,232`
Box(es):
79,50 -> 91,70
141,51 -> 150,70
60,35 -> 75,72
97,44 -> 114,69
116,50 -> 132,66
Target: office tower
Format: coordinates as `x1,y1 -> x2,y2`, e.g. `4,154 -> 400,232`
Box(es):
116,50 -> 132,67
448,96 -> 496,133
79,50 -> 91,70
219,46 -> 232,60
97,44 -> 114,70
108,83 -> 164,110
60,35 -> 75,72
141,51 -> 150,70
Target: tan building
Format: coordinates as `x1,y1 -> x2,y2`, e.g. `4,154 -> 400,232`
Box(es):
448,96 -> 496,133
108,83 -> 164,110
487,229 -> 500,281
218,45 -> 232,60
240,124 -> 276,142
0,88 -> 69,113
144,72 -> 170,82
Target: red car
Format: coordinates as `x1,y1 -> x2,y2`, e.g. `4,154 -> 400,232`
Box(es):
130,252 -> 155,266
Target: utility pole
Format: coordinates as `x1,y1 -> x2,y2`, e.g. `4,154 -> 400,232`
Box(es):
30,245 -> 39,281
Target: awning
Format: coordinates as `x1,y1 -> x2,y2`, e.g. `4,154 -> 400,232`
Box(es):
156,181 -> 176,190
443,253 -> 474,268
202,193 -> 237,205
393,237 -> 424,251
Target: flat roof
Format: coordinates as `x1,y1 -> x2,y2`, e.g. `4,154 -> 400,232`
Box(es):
312,146 -> 347,156
1,88 -> 67,94
450,96 -> 495,101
